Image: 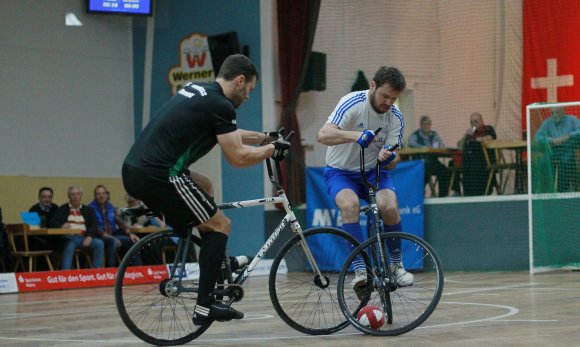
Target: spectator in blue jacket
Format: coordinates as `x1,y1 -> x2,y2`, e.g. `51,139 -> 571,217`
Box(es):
89,185 -> 141,267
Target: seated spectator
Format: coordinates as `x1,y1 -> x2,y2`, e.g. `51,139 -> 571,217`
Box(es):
124,193 -> 166,229
408,115 -> 455,197
89,185 -> 141,267
534,107 -> 580,192
29,187 -> 58,228
0,207 -> 10,272
457,112 -> 497,196
27,187 -> 59,253
50,186 -> 104,269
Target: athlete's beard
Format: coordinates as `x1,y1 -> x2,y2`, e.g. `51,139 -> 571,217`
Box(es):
369,89 -> 388,114
231,86 -> 245,109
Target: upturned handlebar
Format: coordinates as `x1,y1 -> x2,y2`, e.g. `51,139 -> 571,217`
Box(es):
267,128 -> 295,189
359,130 -> 398,192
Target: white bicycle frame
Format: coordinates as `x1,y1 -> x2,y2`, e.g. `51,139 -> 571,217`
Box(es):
216,158 -> 326,286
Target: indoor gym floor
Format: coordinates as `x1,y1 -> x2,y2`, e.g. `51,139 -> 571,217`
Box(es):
0,271 -> 578,346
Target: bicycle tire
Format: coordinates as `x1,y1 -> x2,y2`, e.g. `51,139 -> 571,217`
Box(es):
115,230 -> 209,346
268,227 -> 362,335
337,232 -> 444,336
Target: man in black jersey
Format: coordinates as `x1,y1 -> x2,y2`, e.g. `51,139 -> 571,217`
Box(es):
122,54 -> 290,324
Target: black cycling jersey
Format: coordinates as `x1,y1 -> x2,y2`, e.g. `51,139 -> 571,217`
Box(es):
124,81 -> 238,176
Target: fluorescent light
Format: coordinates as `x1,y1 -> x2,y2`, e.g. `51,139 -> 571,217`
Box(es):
65,13 -> 83,26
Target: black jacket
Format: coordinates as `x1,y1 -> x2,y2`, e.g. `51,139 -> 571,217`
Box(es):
29,203 -> 59,228
49,204 -> 98,237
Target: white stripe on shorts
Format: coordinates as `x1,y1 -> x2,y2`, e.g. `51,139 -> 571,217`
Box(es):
170,175 -> 211,222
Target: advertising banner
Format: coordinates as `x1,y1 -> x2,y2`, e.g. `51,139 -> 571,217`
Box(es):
305,161 -> 425,271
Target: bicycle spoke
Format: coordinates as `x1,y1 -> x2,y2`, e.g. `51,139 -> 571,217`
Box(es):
115,230 -> 209,345
338,232 -> 444,336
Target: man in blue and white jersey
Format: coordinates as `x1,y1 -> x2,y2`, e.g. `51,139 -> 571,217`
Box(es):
317,66 -> 413,294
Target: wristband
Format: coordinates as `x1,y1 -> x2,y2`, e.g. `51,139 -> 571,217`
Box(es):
260,132 -> 268,146
383,152 -> 397,165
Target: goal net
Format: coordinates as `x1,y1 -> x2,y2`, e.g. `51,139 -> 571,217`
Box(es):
526,101 -> 580,273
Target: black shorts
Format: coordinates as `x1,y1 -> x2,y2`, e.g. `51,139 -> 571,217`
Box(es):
122,162 -> 217,233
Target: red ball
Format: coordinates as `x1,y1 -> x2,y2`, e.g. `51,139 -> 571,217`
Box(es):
356,305 -> 385,329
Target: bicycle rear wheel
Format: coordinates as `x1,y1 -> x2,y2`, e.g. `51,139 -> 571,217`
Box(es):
337,232 -> 444,336
115,230 -> 208,346
269,227 -> 362,335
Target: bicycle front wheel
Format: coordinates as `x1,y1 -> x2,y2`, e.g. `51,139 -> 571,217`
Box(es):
269,227 -> 362,335
115,230 -> 208,346
337,232 -> 444,336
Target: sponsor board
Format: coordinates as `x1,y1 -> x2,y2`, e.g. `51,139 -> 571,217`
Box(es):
1,259 -> 286,294
0,273 -> 18,293
14,266 -> 168,292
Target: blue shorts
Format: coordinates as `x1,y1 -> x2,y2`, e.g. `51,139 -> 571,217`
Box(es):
323,166 -> 395,203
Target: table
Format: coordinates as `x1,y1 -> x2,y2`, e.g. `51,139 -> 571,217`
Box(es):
399,147 -> 460,160
399,147 -> 462,197
27,228 -> 83,236
484,140 -> 527,194
25,227 -> 167,236
130,227 -> 168,234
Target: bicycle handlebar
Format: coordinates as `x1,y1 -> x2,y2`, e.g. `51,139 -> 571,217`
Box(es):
359,136 -> 399,192
266,128 -> 295,189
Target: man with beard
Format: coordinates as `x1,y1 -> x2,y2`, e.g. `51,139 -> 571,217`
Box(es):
122,54 -> 291,324
317,66 -> 414,298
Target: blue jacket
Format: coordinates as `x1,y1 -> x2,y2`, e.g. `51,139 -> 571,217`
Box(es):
89,200 -> 121,235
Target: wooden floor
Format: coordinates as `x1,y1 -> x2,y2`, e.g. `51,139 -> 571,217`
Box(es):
0,271 -> 578,346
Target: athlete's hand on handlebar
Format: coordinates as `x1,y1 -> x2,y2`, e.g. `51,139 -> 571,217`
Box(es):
379,144 -> 399,164
261,129 -> 284,145
356,129 -> 376,148
270,129 -> 294,161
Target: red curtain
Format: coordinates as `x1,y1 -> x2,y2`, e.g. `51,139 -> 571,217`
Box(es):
276,0 -> 320,205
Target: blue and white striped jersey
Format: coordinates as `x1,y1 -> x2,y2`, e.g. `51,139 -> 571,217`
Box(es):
325,90 -> 404,171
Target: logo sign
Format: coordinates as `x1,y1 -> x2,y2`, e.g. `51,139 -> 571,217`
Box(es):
0,273 -> 18,293
167,263 -> 200,280
168,33 -> 215,95
14,266 -> 168,292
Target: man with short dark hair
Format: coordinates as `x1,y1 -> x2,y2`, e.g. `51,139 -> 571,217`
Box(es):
29,187 -> 58,228
122,54 -> 290,324
317,66 -> 414,298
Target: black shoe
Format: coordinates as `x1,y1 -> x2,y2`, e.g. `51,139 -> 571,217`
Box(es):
229,255 -> 253,273
192,302 -> 244,325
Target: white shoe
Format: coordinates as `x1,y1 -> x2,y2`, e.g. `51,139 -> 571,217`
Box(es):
390,262 -> 414,287
350,269 -> 369,300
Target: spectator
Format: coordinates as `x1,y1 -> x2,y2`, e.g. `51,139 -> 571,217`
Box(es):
29,187 -> 59,228
89,185 -> 141,267
124,194 -> 147,228
408,115 -> 455,197
534,107 -> 580,192
124,193 -> 166,228
457,112 -> 497,196
50,186 -> 104,269
26,186 -> 60,252
0,207 -> 9,272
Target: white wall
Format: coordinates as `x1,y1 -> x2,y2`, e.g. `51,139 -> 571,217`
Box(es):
0,0 -> 134,177
299,0 -> 523,167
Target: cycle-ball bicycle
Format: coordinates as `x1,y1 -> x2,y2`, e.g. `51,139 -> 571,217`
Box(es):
115,146 -> 361,345
336,144 -> 444,336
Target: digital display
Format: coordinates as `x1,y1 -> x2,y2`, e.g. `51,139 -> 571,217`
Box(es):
87,0 -> 152,16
